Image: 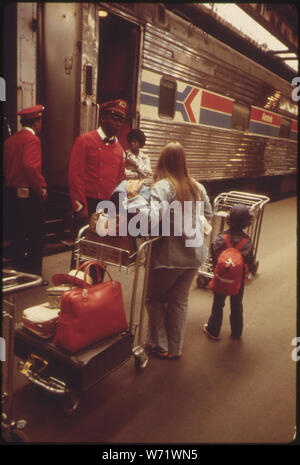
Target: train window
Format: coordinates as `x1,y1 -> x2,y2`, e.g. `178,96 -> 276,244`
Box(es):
85,65 -> 93,96
279,117 -> 291,138
231,102 -> 250,131
158,77 -> 176,118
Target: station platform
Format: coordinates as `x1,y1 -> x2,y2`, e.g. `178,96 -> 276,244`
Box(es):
2,196 -> 297,444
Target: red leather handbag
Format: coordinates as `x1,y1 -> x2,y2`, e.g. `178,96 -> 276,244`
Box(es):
52,260 -> 102,288
54,261 -> 128,353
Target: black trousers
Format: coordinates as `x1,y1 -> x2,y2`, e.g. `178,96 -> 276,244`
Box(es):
206,280 -> 245,338
4,187 -> 45,276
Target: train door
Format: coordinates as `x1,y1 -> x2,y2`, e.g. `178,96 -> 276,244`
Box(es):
39,2 -> 82,189
96,10 -> 141,149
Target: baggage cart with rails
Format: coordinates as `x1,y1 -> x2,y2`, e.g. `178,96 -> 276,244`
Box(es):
14,225 -> 161,417
197,191 -> 270,288
2,270 -> 42,442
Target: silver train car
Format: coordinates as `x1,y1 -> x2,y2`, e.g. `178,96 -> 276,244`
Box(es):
3,2 -> 298,201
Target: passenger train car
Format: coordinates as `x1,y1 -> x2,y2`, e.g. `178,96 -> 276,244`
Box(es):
3,2 -> 298,209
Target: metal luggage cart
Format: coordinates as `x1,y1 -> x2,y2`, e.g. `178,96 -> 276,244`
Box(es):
13,227 -> 161,417
2,270 -> 42,442
75,225 -> 161,369
197,191 -> 270,288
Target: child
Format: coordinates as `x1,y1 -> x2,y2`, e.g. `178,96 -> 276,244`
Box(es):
125,129 -> 152,180
203,204 -> 255,340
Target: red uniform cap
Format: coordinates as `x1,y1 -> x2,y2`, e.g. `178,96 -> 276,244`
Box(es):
100,99 -> 128,117
16,105 -> 45,119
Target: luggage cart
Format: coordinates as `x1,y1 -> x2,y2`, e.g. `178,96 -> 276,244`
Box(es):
197,191 -> 270,288
2,270 -> 42,442
75,225 -> 161,370
14,226 -> 161,415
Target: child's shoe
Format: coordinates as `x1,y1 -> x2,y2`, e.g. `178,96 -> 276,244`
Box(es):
202,324 -> 221,340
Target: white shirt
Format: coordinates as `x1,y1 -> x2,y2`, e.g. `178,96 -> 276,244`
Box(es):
125,149 -> 152,180
23,127 -> 35,135
96,126 -> 118,144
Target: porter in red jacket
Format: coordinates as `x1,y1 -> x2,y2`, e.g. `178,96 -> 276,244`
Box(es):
68,99 -> 128,218
4,106 -> 47,197
68,99 -> 128,269
4,105 -> 47,278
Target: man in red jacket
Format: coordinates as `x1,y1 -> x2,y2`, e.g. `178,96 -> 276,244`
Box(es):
4,105 -> 48,280
68,99 -> 128,268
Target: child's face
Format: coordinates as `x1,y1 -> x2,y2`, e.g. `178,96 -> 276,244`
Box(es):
129,138 -> 140,155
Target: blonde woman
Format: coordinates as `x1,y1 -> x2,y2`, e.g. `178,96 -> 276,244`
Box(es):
127,142 -> 212,360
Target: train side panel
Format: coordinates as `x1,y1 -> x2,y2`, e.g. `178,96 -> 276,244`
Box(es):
138,12 -> 297,186
9,2 -> 297,196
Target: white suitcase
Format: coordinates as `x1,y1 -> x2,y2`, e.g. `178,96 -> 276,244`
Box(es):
22,303 -> 60,339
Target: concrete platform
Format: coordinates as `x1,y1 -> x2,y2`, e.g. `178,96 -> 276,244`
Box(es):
1,196 -> 297,445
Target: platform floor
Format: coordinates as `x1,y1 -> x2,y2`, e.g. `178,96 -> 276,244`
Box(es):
1,196 -> 297,445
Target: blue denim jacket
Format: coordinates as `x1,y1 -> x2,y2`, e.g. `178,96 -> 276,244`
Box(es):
127,179 -> 213,270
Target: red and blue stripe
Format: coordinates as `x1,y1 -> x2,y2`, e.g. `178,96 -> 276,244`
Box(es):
290,120 -> 298,140
249,107 -> 281,138
199,91 -> 233,129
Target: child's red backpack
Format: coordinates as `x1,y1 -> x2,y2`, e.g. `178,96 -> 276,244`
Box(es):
209,234 -> 249,296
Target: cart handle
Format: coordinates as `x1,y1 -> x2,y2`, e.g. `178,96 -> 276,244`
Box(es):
2,270 -> 43,295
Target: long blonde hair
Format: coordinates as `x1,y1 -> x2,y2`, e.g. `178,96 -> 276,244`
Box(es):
153,141 -> 201,203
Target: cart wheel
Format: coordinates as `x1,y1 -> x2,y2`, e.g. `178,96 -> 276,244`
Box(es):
197,275 -> 210,288
8,429 -> 28,443
62,391 -> 80,416
134,354 -> 149,373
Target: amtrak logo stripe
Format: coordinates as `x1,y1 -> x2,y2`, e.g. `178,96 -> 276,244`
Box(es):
176,101 -> 189,122
141,81 -> 159,95
290,120 -> 298,140
185,88 -> 200,123
199,108 -> 232,129
199,90 -> 233,128
139,71 -> 295,140
176,86 -> 194,122
249,106 -> 281,137
201,90 -> 233,115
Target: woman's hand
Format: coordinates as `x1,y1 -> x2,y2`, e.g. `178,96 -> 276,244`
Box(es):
127,180 -> 144,199
125,158 -> 139,169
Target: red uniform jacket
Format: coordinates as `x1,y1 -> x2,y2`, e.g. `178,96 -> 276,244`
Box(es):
4,129 -> 46,195
68,130 -> 125,214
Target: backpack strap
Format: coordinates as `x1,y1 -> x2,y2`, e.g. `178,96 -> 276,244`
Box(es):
223,234 -> 248,250
235,237 -> 249,250
222,234 -> 232,248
